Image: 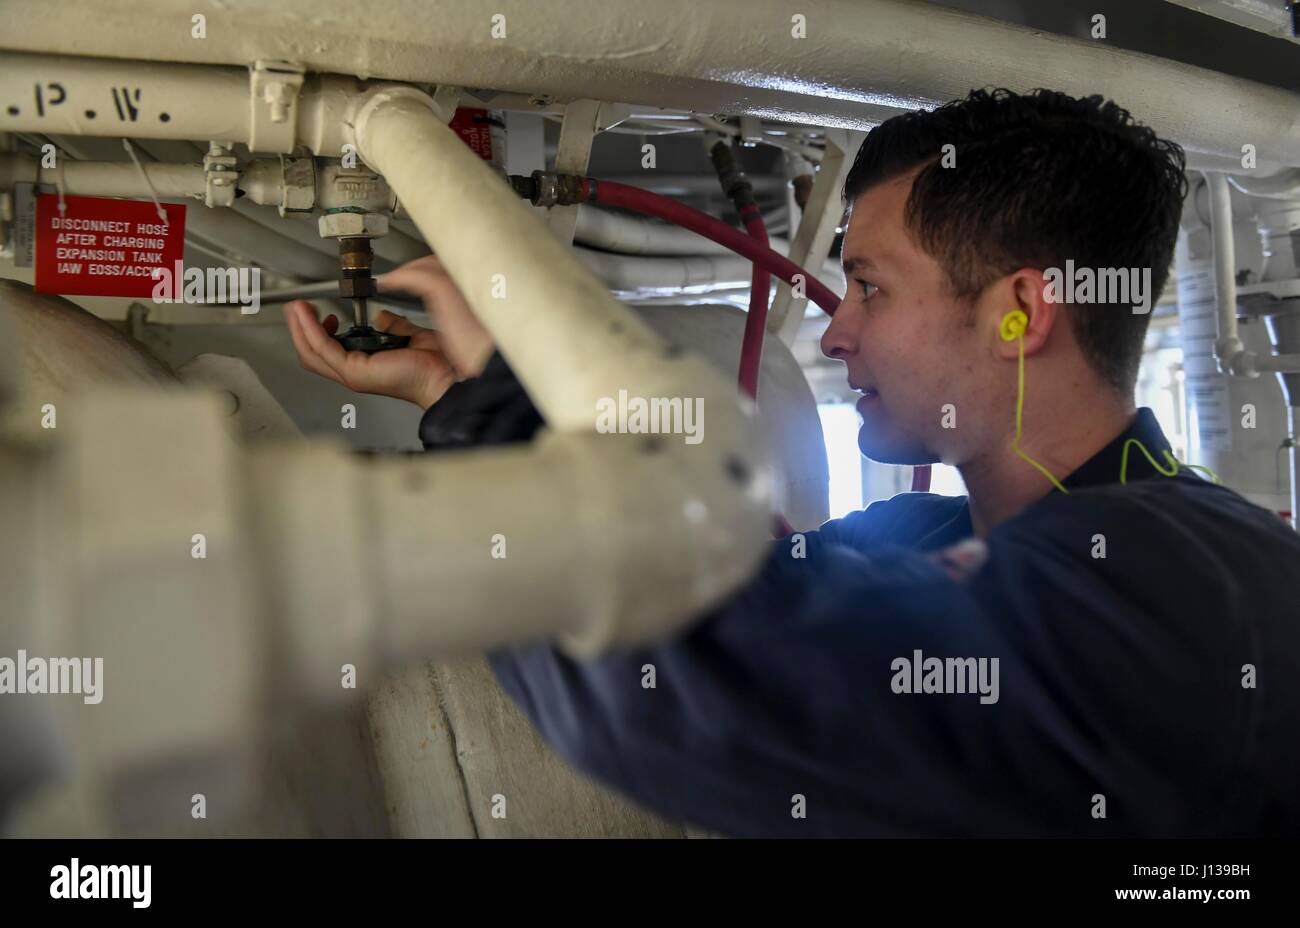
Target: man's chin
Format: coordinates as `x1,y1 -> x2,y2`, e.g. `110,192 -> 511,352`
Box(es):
856,428 -> 937,466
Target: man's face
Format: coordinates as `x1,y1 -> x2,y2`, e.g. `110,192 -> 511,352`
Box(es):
819,171 -> 986,465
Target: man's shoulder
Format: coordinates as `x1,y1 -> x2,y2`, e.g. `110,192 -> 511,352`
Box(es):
1025,472 -> 1291,532
819,491 -> 969,551
997,472 -> 1300,570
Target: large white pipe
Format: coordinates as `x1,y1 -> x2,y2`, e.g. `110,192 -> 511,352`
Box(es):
3,1 -> 1299,165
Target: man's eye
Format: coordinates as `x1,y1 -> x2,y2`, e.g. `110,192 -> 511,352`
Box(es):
858,279 -> 878,300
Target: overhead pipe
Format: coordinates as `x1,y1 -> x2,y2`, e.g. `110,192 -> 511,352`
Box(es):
1228,169 -> 1300,200
0,52 -> 365,156
4,2 -> 1300,165
0,154 -> 394,212
575,249 -> 759,291
579,252 -> 843,296
575,204 -> 789,257
0,154 -> 207,199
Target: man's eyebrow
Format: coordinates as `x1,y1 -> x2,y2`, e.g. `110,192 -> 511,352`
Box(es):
841,255 -> 877,274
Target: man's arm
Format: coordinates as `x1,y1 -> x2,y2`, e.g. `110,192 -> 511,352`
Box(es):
486,495 -> 1251,837
418,350 -> 545,450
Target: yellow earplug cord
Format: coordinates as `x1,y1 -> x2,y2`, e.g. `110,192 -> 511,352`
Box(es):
998,310 -> 1218,493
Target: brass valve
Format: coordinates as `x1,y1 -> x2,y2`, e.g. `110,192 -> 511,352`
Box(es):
330,232 -> 408,353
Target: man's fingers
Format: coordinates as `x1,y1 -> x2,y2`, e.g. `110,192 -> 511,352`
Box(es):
374,309 -> 424,337
376,256 -> 494,378
380,258 -> 471,321
285,306 -> 342,383
299,316 -> 352,380
287,300 -> 351,381
377,256 -> 448,298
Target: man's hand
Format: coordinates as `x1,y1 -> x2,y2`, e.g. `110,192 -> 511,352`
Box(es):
283,255 -> 495,410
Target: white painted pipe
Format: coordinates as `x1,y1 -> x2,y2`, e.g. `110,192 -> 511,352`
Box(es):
1228,169 -> 1300,200
0,52 -> 361,156
0,154 -> 207,199
0,154 -> 404,217
575,205 -> 790,257
597,174 -> 790,197
576,247 -> 844,295
1252,354 -> 1300,373
0,153 -> 294,208
1205,172 -> 1255,378
0,153 -> 425,268
0,53 -> 249,144
3,1 -> 1299,165
576,249 -> 758,290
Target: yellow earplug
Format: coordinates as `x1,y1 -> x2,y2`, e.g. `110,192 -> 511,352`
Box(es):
997,305 -> 1217,493
999,310 -> 1028,342
1002,307 -> 1070,494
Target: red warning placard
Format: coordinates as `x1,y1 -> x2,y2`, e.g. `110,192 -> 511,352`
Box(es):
34,194 -> 187,298
449,108 -> 495,161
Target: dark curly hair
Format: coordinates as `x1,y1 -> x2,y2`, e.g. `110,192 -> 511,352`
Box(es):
843,88 -> 1188,394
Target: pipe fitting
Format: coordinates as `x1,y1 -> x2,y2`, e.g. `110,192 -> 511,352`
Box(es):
317,210 -> 389,239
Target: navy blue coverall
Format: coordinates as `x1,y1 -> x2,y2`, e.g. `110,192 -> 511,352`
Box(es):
419,352 -> 1300,837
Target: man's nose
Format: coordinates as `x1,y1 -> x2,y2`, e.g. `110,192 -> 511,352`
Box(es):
819,298 -> 858,360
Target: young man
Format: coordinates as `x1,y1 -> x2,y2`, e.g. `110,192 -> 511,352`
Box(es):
284,89 -> 1300,837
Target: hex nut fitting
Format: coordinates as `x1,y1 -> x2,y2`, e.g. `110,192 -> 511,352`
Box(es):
318,212 -> 389,239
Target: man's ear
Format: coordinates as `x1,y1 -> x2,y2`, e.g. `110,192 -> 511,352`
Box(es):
992,269 -> 1057,360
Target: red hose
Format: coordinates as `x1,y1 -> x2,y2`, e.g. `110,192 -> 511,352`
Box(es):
587,180 -> 841,316
738,204 -> 770,399
576,176 -> 851,529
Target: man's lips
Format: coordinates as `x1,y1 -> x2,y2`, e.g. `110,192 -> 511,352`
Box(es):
853,385 -> 879,413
